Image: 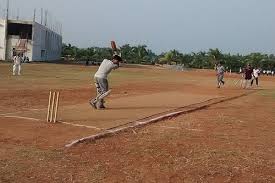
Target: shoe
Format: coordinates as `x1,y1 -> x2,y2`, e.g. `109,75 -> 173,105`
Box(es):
96,102 -> 106,110
97,103 -> 106,109
98,106 -> 106,110
99,105 -> 106,109
89,99 -> 97,109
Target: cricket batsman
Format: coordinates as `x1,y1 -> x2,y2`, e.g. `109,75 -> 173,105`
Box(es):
90,55 -> 123,109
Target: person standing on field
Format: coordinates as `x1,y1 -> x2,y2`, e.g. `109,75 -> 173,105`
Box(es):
90,55 -> 122,109
251,67 -> 260,87
216,62 -> 225,88
13,53 -> 22,76
243,64 -> 253,89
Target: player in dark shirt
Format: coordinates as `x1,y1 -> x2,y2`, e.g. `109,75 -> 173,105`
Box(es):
243,64 -> 253,89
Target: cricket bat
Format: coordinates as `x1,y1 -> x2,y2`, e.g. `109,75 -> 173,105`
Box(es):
111,41 -> 117,51
111,41 -> 121,57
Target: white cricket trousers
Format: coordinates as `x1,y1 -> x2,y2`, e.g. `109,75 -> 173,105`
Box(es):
13,64 -> 21,75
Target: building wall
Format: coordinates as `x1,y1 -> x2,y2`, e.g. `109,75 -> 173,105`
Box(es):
32,22 -> 62,61
6,36 -> 32,60
0,19 -> 7,60
0,19 -> 62,61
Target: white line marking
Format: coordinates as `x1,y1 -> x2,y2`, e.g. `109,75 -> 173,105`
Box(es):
184,128 -> 204,132
60,121 -> 102,130
136,111 -> 182,125
0,108 -> 46,116
29,109 -> 42,111
1,113 -> 103,131
158,126 -> 182,129
0,112 -> 25,116
2,115 -> 41,121
157,126 -> 203,132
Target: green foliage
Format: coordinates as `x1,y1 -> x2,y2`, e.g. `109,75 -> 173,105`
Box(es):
121,45 -> 156,64
62,43 -> 112,62
62,43 -> 275,71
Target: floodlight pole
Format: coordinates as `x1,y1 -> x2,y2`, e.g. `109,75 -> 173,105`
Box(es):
6,0 -> 9,20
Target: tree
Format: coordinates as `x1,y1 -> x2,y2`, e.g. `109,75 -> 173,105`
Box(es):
121,44 -> 155,64
159,50 -> 182,65
61,43 -> 274,71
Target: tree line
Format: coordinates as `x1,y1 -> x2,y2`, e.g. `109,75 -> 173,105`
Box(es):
62,43 -> 275,72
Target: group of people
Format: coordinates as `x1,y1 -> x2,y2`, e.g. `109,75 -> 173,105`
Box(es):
92,57 -> 266,110
11,51 -> 122,110
262,70 -> 275,76
216,63 -> 261,89
241,64 -> 261,88
10,52 -> 266,110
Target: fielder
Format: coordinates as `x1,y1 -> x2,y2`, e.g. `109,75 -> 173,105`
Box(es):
251,67 -> 260,87
90,55 -> 122,109
13,54 -> 22,76
216,62 -> 225,88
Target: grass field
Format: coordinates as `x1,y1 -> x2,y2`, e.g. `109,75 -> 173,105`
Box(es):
0,62 -> 275,182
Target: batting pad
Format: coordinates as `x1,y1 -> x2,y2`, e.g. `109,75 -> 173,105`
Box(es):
97,90 -> 112,100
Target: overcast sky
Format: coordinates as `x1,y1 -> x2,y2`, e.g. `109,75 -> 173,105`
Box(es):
1,0 -> 274,54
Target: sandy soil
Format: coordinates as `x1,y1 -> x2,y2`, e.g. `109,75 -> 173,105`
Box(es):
0,63 -> 274,182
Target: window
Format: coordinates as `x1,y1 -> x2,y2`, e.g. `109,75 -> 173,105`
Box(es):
7,23 -> 32,39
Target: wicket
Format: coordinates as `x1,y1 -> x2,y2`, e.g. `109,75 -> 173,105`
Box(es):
47,90 -> 60,123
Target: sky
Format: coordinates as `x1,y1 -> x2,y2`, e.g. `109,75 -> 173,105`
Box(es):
1,0 -> 274,54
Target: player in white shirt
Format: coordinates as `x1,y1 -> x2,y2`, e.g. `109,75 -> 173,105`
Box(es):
90,55 -> 122,109
13,54 -> 22,76
251,67 -> 260,86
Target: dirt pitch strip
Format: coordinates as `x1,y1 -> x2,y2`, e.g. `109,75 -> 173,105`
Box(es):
65,90 -> 257,148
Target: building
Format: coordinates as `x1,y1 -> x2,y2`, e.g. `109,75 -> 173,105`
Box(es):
0,18 -> 62,61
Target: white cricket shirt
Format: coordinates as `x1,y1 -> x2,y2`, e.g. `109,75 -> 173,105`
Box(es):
94,59 -> 118,79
